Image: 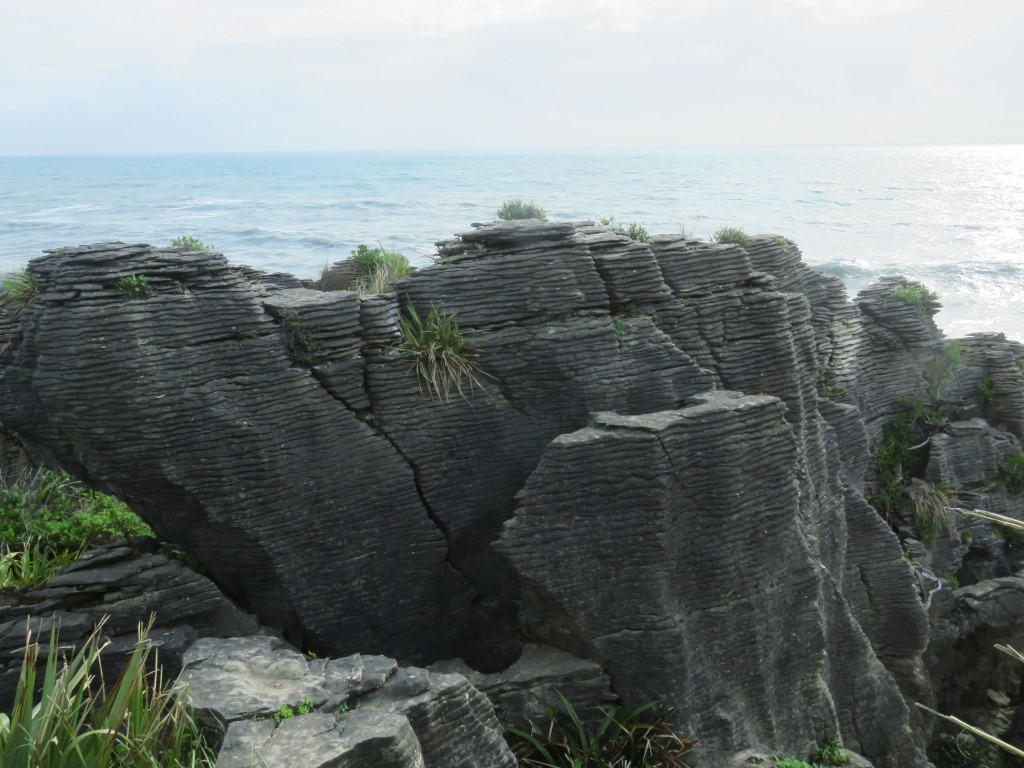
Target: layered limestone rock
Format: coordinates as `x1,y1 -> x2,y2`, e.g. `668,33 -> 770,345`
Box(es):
4,220 -> 1024,764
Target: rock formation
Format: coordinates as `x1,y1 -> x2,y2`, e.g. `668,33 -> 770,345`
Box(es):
3,220 -> 1024,765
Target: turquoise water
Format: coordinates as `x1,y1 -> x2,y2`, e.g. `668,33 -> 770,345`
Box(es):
2,146 -> 1023,340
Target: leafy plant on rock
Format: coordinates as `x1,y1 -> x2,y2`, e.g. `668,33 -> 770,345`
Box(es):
998,451 -> 1024,494
711,226 -> 751,246
978,376 -> 998,406
170,235 -> 212,251
1,539 -> 80,590
507,694 -> 694,768
281,312 -> 319,365
0,467 -> 153,556
497,199 -> 547,221
891,283 -> 939,320
809,736 -> 851,766
397,302 -> 486,403
117,274 -> 154,299
0,616 -> 215,767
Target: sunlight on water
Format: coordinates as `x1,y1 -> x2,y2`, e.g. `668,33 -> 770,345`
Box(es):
1,146 -> 1022,340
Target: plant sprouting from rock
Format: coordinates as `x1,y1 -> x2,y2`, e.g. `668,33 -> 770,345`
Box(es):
711,226 -> 751,246
978,376 -> 998,406
281,312 -> 319,365
891,282 -> 939,320
507,694 -> 694,768
170,235 -> 213,251
117,274 -> 154,299
397,302 -> 486,403
0,272 -> 37,319
497,199 -> 547,221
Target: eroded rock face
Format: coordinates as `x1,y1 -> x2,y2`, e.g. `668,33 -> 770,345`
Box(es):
4,220 -> 1024,764
181,635 -> 515,768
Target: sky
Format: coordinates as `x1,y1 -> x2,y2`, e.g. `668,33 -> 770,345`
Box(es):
1,0 -> 1022,154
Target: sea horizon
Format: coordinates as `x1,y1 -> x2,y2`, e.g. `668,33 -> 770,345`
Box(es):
2,145 -> 1023,341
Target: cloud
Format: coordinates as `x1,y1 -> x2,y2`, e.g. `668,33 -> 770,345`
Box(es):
1,0 -> 1022,152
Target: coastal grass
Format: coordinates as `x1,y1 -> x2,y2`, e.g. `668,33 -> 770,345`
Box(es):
397,302 -> 486,403
507,694 -> 693,768
497,199 -> 547,221
0,273 -> 37,320
312,244 -> 410,295
0,616 -> 215,767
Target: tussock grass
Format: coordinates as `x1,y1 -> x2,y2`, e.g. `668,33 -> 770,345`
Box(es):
397,303 -> 486,403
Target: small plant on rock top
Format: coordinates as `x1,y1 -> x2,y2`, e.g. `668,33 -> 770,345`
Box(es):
809,736 -> 851,766
711,226 -> 751,246
117,273 -> 154,299
624,222 -> 652,243
170,235 -> 212,251
397,302 -> 487,403
497,199 -> 547,221
891,283 -> 939,320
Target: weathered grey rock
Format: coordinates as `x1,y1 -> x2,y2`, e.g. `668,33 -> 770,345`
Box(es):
497,392 -> 926,767
180,635 -> 514,767
216,710 -> 425,768
430,643 -> 616,729
0,539 -> 257,712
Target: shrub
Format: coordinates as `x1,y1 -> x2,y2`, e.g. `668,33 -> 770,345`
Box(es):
0,467 -> 153,554
497,199 -> 547,221
711,226 -> 751,246
0,616 -> 215,767
923,340 -> 962,400
170,235 -> 212,251
810,736 -> 851,765
0,272 -> 37,319
891,283 -> 939,319
507,694 -> 694,768
117,274 -> 154,299
397,302 -> 486,404
624,222 -> 652,243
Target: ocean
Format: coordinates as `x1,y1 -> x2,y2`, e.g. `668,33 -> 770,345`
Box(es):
1,146 -> 1022,341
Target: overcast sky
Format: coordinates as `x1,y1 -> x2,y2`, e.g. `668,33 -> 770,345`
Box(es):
2,0 -> 1022,154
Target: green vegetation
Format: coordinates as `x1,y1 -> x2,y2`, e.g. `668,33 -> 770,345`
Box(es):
397,302 -> 486,403
874,333 -> 903,352
711,226 -> 751,246
601,217 -> 653,243
772,235 -> 789,249
938,571 -> 961,590
1,539 -> 80,590
923,340 -> 962,400
117,274 -> 154,299
170,235 -> 212,251
507,694 -> 693,768
281,312 -> 319,365
891,283 -> 939,320
773,737 -> 850,768
0,616 -> 215,767
1,272 -> 37,319
0,467 -> 153,557
870,396 -> 956,547
497,199 -> 547,221
273,698 -> 314,726
978,376 -> 998,406
349,244 -> 410,293
613,317 -> 623,338
998,451 -> 1024,493
933,731 -> 992,768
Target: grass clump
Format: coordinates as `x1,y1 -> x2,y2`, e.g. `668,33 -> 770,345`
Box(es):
170,235 -> 212,251
0,616 -> 215,767
497,199 -> 547,221
1,539 -> 80,590
891,283 -> 939,319
711,226 -> 751,246
397,302 -> 486,404
810,736 -> 851,765
507,694 -> 694,768
348,244 -> 410,294
117,274 -> 154,299
600,217 -> 653,243
281,312 -> 319,365
1,272 -> 37,320
0,467 -> 153,559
